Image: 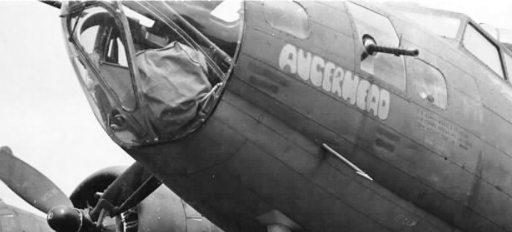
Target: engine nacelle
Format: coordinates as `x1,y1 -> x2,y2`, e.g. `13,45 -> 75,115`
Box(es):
69,166 -> 222,232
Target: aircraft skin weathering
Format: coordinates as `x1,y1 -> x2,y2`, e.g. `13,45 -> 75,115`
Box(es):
4,1 -> 512,232
117,2 -> 512,232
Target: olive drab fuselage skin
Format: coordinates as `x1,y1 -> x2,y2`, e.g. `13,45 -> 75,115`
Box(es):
72,1 -> 512,232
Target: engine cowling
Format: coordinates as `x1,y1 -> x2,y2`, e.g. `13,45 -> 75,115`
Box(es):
69,166 -> 222,232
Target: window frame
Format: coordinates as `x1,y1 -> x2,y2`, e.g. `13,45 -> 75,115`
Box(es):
123,1 -> 235,80
503,50 -> 512,83
262,1 -> 310,39
412,58 -> 449,110
345,1 -> 407,94
461,21 -> 506,80
388,3 -> 512,82
67,2 -> 140,112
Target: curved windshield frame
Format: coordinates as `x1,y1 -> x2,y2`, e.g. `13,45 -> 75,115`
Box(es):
62,1 -> 245,147
122,1 -> 242,77
66,2 -> 139,112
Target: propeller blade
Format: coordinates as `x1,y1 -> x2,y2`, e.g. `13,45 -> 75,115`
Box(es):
0,146 -> 73,213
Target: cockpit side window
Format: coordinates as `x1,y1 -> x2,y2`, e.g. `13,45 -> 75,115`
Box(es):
463,24 -> 505,79
347,2 -> 406,91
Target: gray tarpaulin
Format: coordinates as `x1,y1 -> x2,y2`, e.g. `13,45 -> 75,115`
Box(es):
136,42 -> 212,136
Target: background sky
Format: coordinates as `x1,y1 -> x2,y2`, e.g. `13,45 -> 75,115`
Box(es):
0,1 -> 134,216
0,0 -> 511,218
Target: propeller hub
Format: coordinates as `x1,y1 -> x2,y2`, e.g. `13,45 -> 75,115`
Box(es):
47,205 -> 82,232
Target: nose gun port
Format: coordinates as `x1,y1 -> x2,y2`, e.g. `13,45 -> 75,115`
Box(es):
361,34 -> 419,60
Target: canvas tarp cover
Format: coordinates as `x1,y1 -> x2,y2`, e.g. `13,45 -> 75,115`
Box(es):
136,42 -> 212,136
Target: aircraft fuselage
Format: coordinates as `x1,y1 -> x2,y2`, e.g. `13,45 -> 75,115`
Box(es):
67,1 -> 512,232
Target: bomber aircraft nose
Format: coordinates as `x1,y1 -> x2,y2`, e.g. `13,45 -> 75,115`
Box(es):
61,1 -> 244,147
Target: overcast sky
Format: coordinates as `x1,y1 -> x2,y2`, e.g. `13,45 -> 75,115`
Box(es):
410,0 -> 512,30
0,1 -> 133,216
0,0 -> 511,218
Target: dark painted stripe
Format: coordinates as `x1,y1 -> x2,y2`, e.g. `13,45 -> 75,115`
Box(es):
375,138 -> 396,153
377,126 -> 401,142
247,60 -> 288,86
248,75 -> 280,94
